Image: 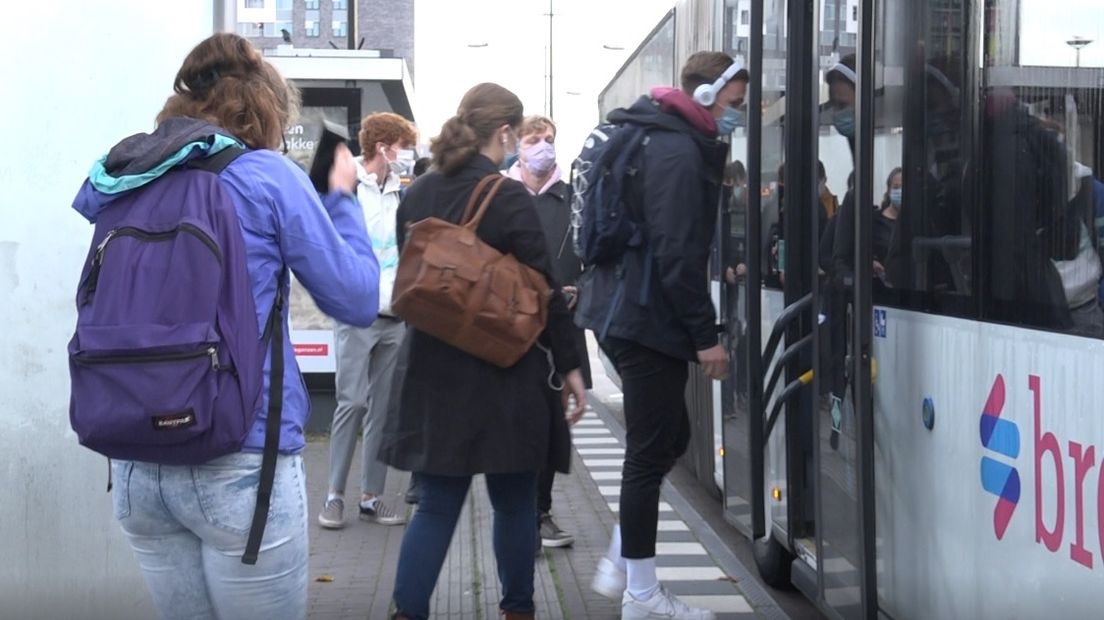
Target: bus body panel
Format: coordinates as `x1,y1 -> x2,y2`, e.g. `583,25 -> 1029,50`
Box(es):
874,307 -> 1104,618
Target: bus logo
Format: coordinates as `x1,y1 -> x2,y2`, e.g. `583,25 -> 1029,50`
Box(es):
979,374 -> 1021,540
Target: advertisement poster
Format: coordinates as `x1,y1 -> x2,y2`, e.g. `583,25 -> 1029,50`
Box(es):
284,106 -> 349,374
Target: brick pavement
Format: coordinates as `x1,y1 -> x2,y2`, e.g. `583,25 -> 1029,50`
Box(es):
303,436 -> 621,619
302,339 -> 789,619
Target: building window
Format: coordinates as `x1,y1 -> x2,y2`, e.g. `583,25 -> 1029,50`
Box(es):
332,20 -> 347,37
272,0 -> 292,39
824,2 -> 835,21
841,32 -> 857,47
333,0 -> 348,10
237,22 -> 263,37
740,9 -> 749,25
244,0 -> 265,7
305,9 -> 320,37
305,0 -> 320,9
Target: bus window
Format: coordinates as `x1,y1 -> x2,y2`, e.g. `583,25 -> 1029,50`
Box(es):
979,1 -> 1104,337
867,1 -> 972,316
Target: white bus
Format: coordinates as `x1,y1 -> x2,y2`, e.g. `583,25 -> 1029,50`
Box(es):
601,1 -> 1104,618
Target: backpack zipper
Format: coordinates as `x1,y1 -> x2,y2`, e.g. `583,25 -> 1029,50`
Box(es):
82,224 -> 222,303
74,345 -> 222,370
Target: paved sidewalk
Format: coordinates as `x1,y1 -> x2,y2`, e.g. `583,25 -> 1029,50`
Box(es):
304,430 -> 623,620
303,345 -> 789,618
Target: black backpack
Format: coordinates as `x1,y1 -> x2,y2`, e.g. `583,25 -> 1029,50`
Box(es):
570,122 -> 649,265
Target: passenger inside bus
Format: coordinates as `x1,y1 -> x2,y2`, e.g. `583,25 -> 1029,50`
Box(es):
883,60 -> 967,300
982,86 -> 1103,335
873,168 -> 903,286
765,161 -> 831,288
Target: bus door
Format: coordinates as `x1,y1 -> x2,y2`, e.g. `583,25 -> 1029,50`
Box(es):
725,2 -> 880,616
802,0 -> 881,618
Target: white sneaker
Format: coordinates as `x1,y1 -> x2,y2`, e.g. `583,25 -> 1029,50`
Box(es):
591,557 -> 627,600
621,586 -> 717,620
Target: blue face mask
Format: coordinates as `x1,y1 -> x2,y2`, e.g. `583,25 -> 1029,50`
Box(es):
889,188 -> 902,207
833,107 -> 856,138
716,106 -> 745,135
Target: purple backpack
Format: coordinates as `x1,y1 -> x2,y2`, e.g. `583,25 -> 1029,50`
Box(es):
69,147 -> 285,564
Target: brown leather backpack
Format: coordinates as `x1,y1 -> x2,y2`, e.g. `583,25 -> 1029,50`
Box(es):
391,174 -> 552,368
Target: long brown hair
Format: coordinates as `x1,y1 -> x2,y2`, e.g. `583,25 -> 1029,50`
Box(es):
431,83 -> 522,174
157,33 -> 298,150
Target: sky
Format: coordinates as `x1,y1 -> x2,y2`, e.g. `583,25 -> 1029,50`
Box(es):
412,0 -> 676,170
1019,0 -> 1104,67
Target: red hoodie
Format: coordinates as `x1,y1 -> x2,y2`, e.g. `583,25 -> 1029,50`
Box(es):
650,86 -> 718,138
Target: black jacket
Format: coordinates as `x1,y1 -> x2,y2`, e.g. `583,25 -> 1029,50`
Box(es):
575,95 -> 730,361
380,155 -> 580,476
531,177 -> 593,388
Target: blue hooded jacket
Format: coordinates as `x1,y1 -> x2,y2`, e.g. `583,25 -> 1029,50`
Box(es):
72,118 -> 379,455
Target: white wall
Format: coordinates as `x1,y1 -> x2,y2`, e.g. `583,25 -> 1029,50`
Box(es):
0,3 -> 213,618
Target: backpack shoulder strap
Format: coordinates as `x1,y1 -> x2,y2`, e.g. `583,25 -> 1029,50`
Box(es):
242,265 -> 287,565
186,146 -> 249,175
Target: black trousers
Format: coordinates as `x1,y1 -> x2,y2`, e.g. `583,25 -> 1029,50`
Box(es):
537,467 -> 554,515
603,337 -> 691,558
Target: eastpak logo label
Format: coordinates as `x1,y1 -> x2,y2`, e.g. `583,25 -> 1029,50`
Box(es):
152,409 -> 197,431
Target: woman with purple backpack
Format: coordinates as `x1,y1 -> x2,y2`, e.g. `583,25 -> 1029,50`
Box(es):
69,33 -> 379,619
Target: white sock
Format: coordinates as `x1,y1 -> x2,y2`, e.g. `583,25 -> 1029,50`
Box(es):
626,557 -> 659,601
326,492 -> 343,503
360,496 -> 378,510
606,525 -> 627,571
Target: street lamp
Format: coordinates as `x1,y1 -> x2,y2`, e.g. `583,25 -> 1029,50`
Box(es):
1067,36 -> 1093,68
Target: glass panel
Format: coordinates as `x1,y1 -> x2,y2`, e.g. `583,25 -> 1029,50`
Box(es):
980,1 -> 1104,337
759,0 -> 790,538
597,12 -> 675,120
816,0 -> 866,616
304,0 -> 320,9
332,19 -> 347,37
721,0 -> 754,536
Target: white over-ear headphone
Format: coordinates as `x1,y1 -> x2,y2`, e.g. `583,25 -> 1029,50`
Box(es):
693,60 -> 744,107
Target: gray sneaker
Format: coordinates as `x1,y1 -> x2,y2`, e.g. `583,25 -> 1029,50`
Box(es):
360,498 -> 406,525
539,513 -> 575,548
317,497 -> 345,529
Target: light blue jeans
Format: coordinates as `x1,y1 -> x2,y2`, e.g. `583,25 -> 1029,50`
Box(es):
112,452 -> 308,620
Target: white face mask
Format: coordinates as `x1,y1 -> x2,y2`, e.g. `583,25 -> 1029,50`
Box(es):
382,146 -> 415,177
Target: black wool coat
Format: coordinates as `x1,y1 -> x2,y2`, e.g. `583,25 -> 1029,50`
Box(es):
531,178 -> 592,388
379,155 -> 581,476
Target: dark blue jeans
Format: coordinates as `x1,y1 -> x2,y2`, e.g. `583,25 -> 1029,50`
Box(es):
392,471 -> 537,619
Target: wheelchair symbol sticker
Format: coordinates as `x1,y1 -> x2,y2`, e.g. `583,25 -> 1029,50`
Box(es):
874,309 -> 887,338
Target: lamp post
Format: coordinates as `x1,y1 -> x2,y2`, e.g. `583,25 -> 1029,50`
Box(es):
546,0 -> 555,118
1067,36 -> 1093,68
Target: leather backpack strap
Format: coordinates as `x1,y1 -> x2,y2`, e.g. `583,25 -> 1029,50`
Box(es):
464,176 -> 509,230
462,174 -> 507,225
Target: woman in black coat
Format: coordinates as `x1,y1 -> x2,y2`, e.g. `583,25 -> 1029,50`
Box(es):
381,83 -> 587,620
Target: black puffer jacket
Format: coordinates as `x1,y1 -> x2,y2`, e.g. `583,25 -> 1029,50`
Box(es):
575,94 -> 730,361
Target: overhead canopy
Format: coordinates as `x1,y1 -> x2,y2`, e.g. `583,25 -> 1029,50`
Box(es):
264,47 -> 416,122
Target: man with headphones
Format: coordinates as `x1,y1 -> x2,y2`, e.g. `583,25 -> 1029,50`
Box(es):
575,52 -> 749,620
